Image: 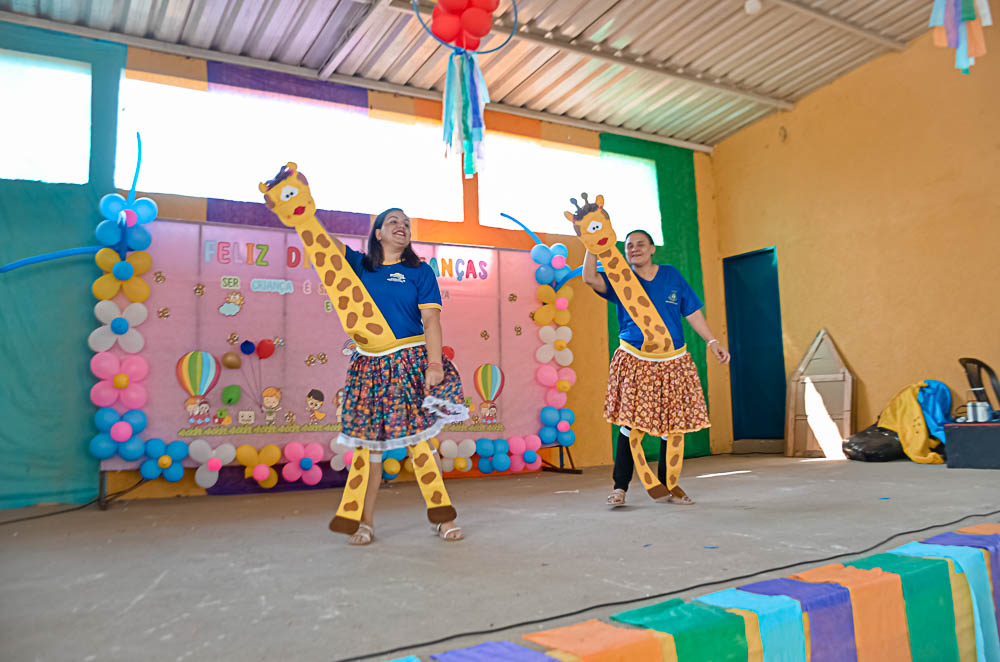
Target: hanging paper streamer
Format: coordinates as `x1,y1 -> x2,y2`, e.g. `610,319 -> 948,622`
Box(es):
412,0 -> 518,177
930,0 -> 992,73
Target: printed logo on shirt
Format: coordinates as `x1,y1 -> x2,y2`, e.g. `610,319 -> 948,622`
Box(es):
666,290 -> 679,305
387,272 -> 406,284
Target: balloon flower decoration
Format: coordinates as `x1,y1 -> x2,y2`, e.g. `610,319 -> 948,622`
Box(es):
237,444 -> 281,489
413,0 -> 518,176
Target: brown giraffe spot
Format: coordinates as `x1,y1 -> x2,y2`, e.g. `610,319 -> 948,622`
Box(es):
348,476 -> 363,489
346,312 -> 358,328
362,302 -> 374,317
647,342 -> 660,351
338,296 -> 350,310
629,306 -> 640,318
420,472 -> 438,485
637,455 -> 647,466
353,456 -> 366,471
324,270 -> 336,287
351,286 -> 364,303
414,454 -> 430,468
343,501 -> 359,512
669,455 -> 680,466
630,438 -> 640,448
637,295 -> 651,307
430,491 -> 443,505
655,325 -> 667,335
672,437 -> 682,448
624,286 -> 632,300
336,278 -> 352,292
366,323 -> 383,334
301,230 -> 314,246
643,472 -> 655,484
622,271 -> 633,282
314,252 -> 325,267
643,315 -> 652,327
607,257 -> 620,269
316,234 -> 330,248
608,272 -> 621,283
353,334 -> 368,345
331,254 -> 343,270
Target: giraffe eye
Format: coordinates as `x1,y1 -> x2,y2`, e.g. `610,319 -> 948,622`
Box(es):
587,220 -> 603,234
280,185 -> 299,201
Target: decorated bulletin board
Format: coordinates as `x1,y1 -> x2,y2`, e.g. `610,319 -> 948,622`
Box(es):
93,217 -> 569,492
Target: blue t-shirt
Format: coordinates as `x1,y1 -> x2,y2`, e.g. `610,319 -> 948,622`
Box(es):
344,245 -> 442,341
599,265 -> 702,350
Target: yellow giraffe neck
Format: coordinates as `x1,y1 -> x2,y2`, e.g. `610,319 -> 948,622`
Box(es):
295,216 -> 401,353
598,245 -> 678,356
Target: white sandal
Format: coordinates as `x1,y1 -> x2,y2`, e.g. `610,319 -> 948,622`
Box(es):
432,522 -> 464,541
347,523 -> 374,546
607,489 -> 626,507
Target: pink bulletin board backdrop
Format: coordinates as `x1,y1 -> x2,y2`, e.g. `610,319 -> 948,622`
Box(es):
99,219 -> 544,473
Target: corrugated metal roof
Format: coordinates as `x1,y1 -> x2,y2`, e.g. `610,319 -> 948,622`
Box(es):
0,0 -> 931,149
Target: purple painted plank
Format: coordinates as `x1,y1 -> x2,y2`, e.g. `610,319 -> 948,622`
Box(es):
205,464 -> 347,496
206,198 -> 371,236
206,61 -> 368,109
430,641 -> 558,661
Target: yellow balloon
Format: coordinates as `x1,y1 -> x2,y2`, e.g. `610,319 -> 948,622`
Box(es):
259,468 -> 278,489
113,374 -> 130,389
556,379 -> 571,393
533,305 -> 555,327
429,437 -> 440,450
158,456 -> 172,469
453,457 -> 469,471
554,309 -> 571,326
402,458 -> 414,473
383,458 -> 401,474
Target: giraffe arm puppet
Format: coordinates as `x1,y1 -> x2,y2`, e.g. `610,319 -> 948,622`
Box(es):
259,163 -> 456,533
564,193 -> 683,494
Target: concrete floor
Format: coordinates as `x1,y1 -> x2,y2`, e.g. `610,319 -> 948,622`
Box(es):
1,455 -> 998,662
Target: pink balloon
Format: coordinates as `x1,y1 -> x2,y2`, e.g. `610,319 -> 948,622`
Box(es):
525,435 -> 542,452
526,458 -> 543,472
535,364 -> 558,387
119,383 -> 148,409
122,209 -> 138,227
253,464 -> 270,482
90,381 -> 118,407
301,466 -> 323,486
550,255 -> 566,269
557,420 -> 571,433
557,367 -> 577,385
304,442 -> 324,461
508,436 -> 526,455
281,463 -> 301,482
546,389 -> 567,408
509,456 -> 526,473
284,442 -> 304,462
121,355 -> 149,381
110,421 -> 133,442
90,352 -> 119,379
554,297 -> 569,310
207,457 -> 222,472
344,451 -> 354,467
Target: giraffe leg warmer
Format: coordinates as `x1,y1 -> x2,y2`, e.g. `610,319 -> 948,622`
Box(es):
661,434 -> 685,491
329,448 -> 373,535
409,441 -> 457,524
626,428 -> 670,500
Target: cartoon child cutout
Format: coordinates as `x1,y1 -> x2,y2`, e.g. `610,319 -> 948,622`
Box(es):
261,387 -> 282,425
335,388 -> 345,425
186,397 -> 212,426
306,389 -> 327,423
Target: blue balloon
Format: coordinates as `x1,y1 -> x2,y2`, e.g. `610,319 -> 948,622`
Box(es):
559,408 -> 575,424
539,426 -> 557,444
492,453 -> 511,472
145,438 -> 166,458
162,463 -> 185,482
94,408 -> 119,432
99,193 -> 126,220
112,261 -> 134,281
530,244 -> 552,265
551,243 -> 568,258
300,457 -> 314,470
384,447 -> 407,461
557,430 -> 576,446
133,197 -> 158,224
382,469 -> 398,480
540,406 -> 560,427
89,433 -> 116,459
110,318 -> 129,335
493,439 -> 509,456
240,340 -> 256,355
95,220 -> 122,246
477,457 -> 494,474
121,409 -> 147,434
475,438 -> 494,458
167,441 -> 189,461
555,266 -> 571,281
523,449 -> 538,463
139,459 -> 161,480
118,437 -> 146,461
534,265 -> 555,285
127,225 -> 152,251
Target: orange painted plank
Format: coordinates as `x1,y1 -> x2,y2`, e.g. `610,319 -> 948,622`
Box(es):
523,620 -> 662,662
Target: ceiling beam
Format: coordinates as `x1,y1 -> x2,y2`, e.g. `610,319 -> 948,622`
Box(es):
0,10 -> 712,152
318,0 -> 392,79
392,0 -> 794,110
769,0 -> 907,51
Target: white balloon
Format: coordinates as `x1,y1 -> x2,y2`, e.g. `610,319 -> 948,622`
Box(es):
122,302 -> 148,325
555,348 -> 574,367
555,326 -> 573,343
439,439 -> 459,458
195,464 -> 220,488
215,443 -> 236,465
330,454 -> 347,471
458,438 -> 477,457
441,458 -> 455,472
88,326 -> 116,352
539,325 -> 556,343
117,329 -> 145,353
536,345 -> 556,364
93,300 -> 120,324
188,439 -> 213,463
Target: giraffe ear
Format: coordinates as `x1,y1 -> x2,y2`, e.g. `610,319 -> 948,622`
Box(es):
595,194 -> 605,208
563,211 -> 575,222
286,162 -> 298,172
258,182 -> 269,194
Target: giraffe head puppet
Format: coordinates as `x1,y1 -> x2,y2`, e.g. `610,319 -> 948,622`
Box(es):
258,162 -> 316,228
564,193 -> 618,254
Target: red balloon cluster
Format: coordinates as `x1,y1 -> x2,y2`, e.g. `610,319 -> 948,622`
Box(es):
431,0 -> 500,51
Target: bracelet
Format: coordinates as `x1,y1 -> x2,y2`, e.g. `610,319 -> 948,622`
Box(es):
707,339 -> 719,346
427,362 -> 443,368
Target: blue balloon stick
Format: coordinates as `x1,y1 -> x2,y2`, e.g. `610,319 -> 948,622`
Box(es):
0,246 -> 101,274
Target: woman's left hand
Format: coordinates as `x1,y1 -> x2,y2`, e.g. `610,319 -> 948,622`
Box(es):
425,363 -> 445,391
710,342 -> 731,365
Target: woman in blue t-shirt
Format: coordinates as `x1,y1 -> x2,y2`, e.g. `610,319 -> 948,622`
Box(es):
338,208 -> 469,545
582,228 -> 730,507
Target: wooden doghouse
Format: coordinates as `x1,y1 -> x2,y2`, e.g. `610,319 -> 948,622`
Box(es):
785,330 -> 855,457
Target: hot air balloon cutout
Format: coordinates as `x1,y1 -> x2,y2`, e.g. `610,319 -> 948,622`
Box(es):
473,363 -> 505,425
411,0 -> 518,177
176,351 -> 222,426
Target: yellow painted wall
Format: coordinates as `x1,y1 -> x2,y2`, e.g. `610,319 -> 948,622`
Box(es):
708,26 -> 1000,431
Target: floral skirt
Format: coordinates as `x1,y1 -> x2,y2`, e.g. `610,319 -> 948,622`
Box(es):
338,345 -> 468,451
604,348 -> 710,437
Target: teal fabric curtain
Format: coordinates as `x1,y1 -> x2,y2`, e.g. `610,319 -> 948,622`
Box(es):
0,23 -> 126,508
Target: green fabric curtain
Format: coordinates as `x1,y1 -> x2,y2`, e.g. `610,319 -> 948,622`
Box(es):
0,23 -> 126,508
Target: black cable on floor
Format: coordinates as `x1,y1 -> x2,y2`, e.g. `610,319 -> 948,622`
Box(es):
0,479 -> 147,526
332,508 -> 1000,662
